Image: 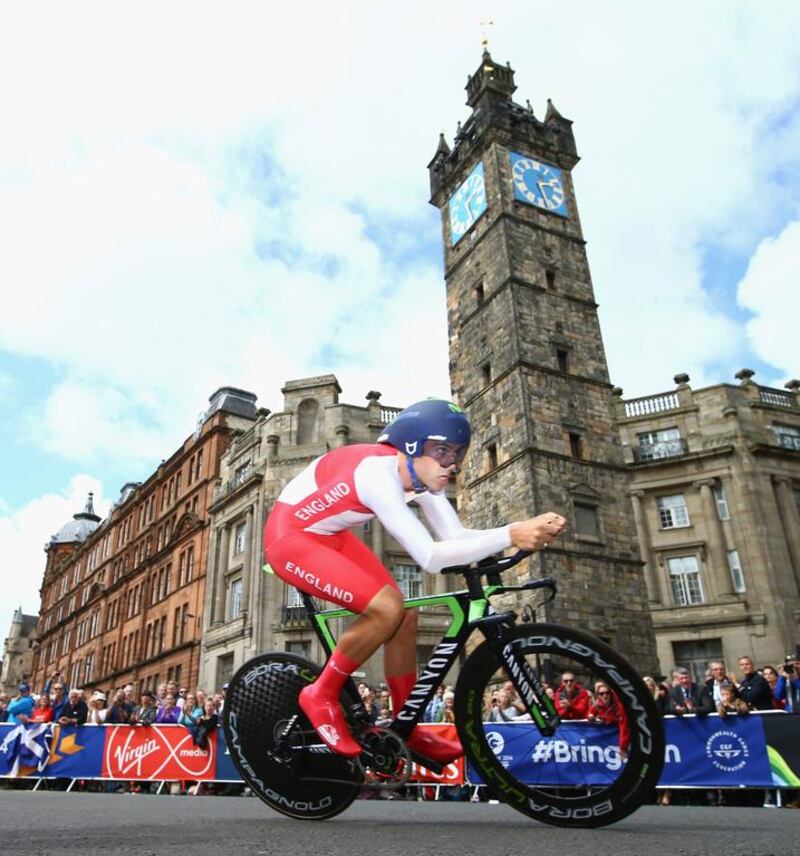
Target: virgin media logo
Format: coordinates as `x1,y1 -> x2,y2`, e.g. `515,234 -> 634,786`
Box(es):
103,725 -> 215,780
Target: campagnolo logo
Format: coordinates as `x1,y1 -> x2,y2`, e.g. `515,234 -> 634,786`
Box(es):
706,729 -> 749,772
486,731 -> 505,755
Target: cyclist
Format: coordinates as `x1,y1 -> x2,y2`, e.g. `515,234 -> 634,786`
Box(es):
264,399 -> 566,762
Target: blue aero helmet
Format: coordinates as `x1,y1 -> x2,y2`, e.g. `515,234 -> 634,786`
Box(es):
377,399 -> 471,460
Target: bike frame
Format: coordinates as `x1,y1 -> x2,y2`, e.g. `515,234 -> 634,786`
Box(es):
297,567 -> 560,741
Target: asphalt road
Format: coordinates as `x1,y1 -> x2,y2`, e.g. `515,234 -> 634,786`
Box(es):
1,792 -> 798,856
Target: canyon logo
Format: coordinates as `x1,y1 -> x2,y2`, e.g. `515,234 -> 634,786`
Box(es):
103,725 -> 215,780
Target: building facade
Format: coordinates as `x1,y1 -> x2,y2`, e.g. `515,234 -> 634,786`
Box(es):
427,51 -> 658,672
30,388 -> 258,695
200,375 -> 457,691
1,608 -> 39,695
618,371 -> 800,678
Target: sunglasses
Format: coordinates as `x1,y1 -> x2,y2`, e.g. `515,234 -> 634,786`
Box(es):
597,691 -> 610,696
422,440 -> 467,468
562,679 -> 574,684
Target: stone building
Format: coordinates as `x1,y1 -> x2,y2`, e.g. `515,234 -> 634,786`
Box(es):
617,370 -> 800,679
30,388 -> 258,695
1,608 -> 39,695
199,375 -> 457,691
427,50 -> 658,672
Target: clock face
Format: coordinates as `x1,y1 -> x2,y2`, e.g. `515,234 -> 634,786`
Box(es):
509,151 -> 568,217
448,161 -> 488,245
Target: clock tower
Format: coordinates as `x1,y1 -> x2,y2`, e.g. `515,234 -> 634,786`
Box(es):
428,51 -> 657,671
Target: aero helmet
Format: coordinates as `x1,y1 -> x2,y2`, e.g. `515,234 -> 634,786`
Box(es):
377,399 -> 471,458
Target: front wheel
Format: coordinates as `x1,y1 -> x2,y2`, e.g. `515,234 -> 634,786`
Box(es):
455,623 -> 664,827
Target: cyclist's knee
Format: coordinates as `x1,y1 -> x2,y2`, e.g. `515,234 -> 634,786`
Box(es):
364,586 -> 405,634
389,606 -> 417,641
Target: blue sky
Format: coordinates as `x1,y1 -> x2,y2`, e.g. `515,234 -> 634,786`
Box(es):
2,1 -> 800,634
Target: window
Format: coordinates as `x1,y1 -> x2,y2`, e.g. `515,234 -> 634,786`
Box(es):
636,427 -> 684,460
485,442 -> 498,471
556,348 -> 569,373
195,449 -> 203,480
475,281 -> 484,305
545,269 -> 556,289
285,586 -> 304,608
296,398 -> 319,444
714,483 -> 730,520
727,550 -> 746,593
394,564 -> 422,599
228,578 -> 243,620
667,556 -> 704,606
481,362 -> 492,387
657,494 -> 690,529
234,523 -> 247,555
232,461 -> 250,488
217,653 -> 234,689
286,640 -> 311,658
773,423 -> 800,450
567,432 -> 583,459
672,638 -> 723,683
84,653 -> 94,684
574,503 -> 599,538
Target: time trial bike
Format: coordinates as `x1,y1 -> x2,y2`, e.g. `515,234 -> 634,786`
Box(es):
223,550 -> 664,827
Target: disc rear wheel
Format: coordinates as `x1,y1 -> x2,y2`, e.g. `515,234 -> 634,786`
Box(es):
223,652 -> 362,820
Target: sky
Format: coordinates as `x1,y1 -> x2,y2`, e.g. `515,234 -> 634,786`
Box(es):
1,1 -> 799,636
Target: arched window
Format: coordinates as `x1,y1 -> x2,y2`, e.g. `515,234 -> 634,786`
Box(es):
296,398 -> 319,445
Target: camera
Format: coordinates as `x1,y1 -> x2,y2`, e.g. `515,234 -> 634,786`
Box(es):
783,655 -> 795,674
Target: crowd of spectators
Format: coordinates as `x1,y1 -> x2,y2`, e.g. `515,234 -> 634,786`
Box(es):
2,657 -> 799,805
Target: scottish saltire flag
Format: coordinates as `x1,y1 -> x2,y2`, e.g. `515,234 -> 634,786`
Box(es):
0,723 -> 51,776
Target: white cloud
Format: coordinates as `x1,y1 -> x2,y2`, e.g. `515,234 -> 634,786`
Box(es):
0,475 -> 110,641
737,220 -> 800,379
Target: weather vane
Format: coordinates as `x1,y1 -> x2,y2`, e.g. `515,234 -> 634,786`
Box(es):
479,17 -> 494,51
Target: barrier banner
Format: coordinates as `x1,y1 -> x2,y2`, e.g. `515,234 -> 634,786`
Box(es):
409,725 -> 465,784
761,713 -> 800,787
46,725 -> 106,779
469,716 -> 774,788
101,723 -> 217,781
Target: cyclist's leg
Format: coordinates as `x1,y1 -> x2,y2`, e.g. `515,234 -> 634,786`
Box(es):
337,534 -> 462,764
267,530 -> 403,755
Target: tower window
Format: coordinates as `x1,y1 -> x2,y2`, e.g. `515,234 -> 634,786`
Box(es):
475,281 -> 485,305
485,443 -> 498,471
545,269 -> 556,290
556,348 -> 569,373
574,503 -> 599,537
568,432 -> 583,459
481,362 -> 492,387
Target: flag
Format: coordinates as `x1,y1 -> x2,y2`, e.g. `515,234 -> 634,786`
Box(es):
0,723 -> 51,777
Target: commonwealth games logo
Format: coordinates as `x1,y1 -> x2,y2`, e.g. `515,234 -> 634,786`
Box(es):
705,729 -> 750,772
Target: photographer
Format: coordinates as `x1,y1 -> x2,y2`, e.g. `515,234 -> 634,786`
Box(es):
774,655 -> 800,713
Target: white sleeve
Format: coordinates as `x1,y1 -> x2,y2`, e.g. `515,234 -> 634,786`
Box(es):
413,490 -> 488,540
354,458 -> 512,574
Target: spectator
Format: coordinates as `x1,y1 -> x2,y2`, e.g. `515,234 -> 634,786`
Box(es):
6,683 -> 35,725
156,693 -> 181,724
105,689 -> 134,724
437,691 -> 456,723
193,698 -> 219,750
130,689 -> 157,726
716,683 -> 749,717
643,676 -> 670,716
378,689 -> 392,714
588,681 -> 630,756
156,682 -> 168,706
760,665 -> 785,710
166,680 -> 183,710
86,692 -> 107,725
0,692 -> 9,722
502,681 -> 528,715
424,686 -> 445,723
734,656 -> 773,711
30,691 -> 54,723
49,679 -> 70,721
701,661 -> 736,710
489,686 -> 528,722
362,689 -> 379,723
774,656 -> 800,713
179,692 -> 202,730
58,688 -> 88,727
219,683 -> 228,712
195,689 -> 206,711
554,671 -> 591,720
376,706 -> 392,726
213,691 -> 225,713
668,668 -> 712,716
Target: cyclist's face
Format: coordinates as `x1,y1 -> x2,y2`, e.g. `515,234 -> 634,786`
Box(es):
412,448 -> 462,492
422,440 -> 466,469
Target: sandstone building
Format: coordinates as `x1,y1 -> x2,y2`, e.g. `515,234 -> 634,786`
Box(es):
1,608 -> 38,695
30,388 -> 257,695
618,370 -> 800,677
427,50 -> 658,673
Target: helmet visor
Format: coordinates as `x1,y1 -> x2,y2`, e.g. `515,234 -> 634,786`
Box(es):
422,440 -> 467,468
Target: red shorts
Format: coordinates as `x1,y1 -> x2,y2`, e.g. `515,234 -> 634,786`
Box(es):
264,503 -> 399,612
